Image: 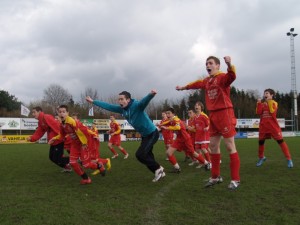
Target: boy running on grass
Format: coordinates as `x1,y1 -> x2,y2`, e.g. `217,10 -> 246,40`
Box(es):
49,105 -> 106,185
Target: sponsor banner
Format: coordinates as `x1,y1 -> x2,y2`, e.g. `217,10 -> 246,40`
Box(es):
235,132 -> 248,139
236,118 -> 285,128
116,120 -> 134,130
80,119 -> 135,130
20,118 -> 38,130
0,118 -> 21,130
0,135 -> 32,144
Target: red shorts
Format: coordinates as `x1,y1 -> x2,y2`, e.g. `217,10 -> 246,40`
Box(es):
163,137 -> 173,145
69,142 -> 91,167
259,131 -> 282,140
209,108 -> 237,138
171,139 -> 194,154
195,143 -> 209,150
109,135 -> 121,146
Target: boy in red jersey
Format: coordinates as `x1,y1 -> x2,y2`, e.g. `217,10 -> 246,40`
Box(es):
107,115 -> 129,159
156,112 -> 174,161
194,101 -> 211,167
48,105 -> 106,185
256,88 -> 293,168
186,109 -> 198,165
176,56 -> 240,190
27,107 -> 71,172
89,123 -> 111,174
161,108 -> 211,173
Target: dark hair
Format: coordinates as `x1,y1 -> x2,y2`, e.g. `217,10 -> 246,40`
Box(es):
195,101 -> 204,111
33,106 -> 43,112
58,105 -> 69,112
166,107 -> 175,114
119,91 -> 131,99
264,88 -> 275,96
206,56 -> 220,65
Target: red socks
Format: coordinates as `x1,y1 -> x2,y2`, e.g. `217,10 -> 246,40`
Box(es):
210,153 -> 221,179
230,152 -> 240,181
279,142 -> 291,160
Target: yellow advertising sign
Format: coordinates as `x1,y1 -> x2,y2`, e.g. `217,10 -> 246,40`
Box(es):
0,135 -> 32,144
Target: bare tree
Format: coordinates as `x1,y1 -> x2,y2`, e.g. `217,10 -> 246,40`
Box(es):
43,84 -> 72,113
79,87 -> 99,109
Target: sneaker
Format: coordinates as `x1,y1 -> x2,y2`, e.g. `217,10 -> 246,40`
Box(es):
111,154 -> 119,159
256,157 -> 267,167
152,166 -> 166,182
106,158 -> 111,171
204,176 -> 223,188
188,161 -> 199,166
196,164 -> 204,169
170,167 -> 181,173
80,178 -> 92,185
124,154 -> 129,159
204,162 -> 211,171
61,164 -> 72,173
228,180 -> 240,190
288,159 -> 294,168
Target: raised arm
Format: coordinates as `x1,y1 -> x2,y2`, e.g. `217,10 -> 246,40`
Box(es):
86,96 -> 123,114
138,89 -> 157,110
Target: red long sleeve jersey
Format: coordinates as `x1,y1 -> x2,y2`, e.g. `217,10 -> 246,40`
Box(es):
54,116 -> 90,145
194,112 -> 210,142
185,66 -> 236,111
159,118 -> 174,140
109,121 -> 121,135
30,112 -> 62,146
256,100 -> 281,132
162,116 -> 191,141
187,117 -> 196,140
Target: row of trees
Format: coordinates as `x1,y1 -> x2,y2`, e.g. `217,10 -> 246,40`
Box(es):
1,84 -> 299,124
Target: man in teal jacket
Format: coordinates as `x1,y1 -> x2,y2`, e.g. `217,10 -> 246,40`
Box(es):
86,90 -> 165,182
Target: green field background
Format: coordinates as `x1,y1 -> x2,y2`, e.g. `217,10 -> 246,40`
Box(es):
0,138 -> 299,225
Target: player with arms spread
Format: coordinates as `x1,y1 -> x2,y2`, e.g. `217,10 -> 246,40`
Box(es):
86,90 -> 165,182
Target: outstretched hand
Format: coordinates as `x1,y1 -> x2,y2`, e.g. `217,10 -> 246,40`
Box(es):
86,96 -> 94,103
176,85 -> 184,91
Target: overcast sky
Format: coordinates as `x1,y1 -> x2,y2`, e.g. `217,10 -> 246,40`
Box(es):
1,0 -> 300,104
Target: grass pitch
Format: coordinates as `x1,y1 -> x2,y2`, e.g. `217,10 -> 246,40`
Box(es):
0,138 -> 300,225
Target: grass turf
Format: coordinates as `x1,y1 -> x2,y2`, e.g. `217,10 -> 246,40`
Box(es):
0,137 -> 300,225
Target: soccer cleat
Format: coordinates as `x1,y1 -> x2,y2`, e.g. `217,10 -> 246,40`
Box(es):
91,170 -> 100,175
204,163 -> 211,171
256,157 -> 267,167
111,154 -> 119,159
124,154 -> 129,159
106,158 -> 111,171
183,156 -> 190,162
188,161 -> 199,166
165,157 -> 170,161
61,164 -> 72,173
287,159 -> 294,168
80,178 -> 92,185
152,166 -> 166,182
228,180 -> 240,190
204,176 -> 223,188
170,167 -> 181,174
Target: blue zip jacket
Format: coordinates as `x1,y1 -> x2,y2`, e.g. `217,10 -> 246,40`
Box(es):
92,93 -> 156,137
